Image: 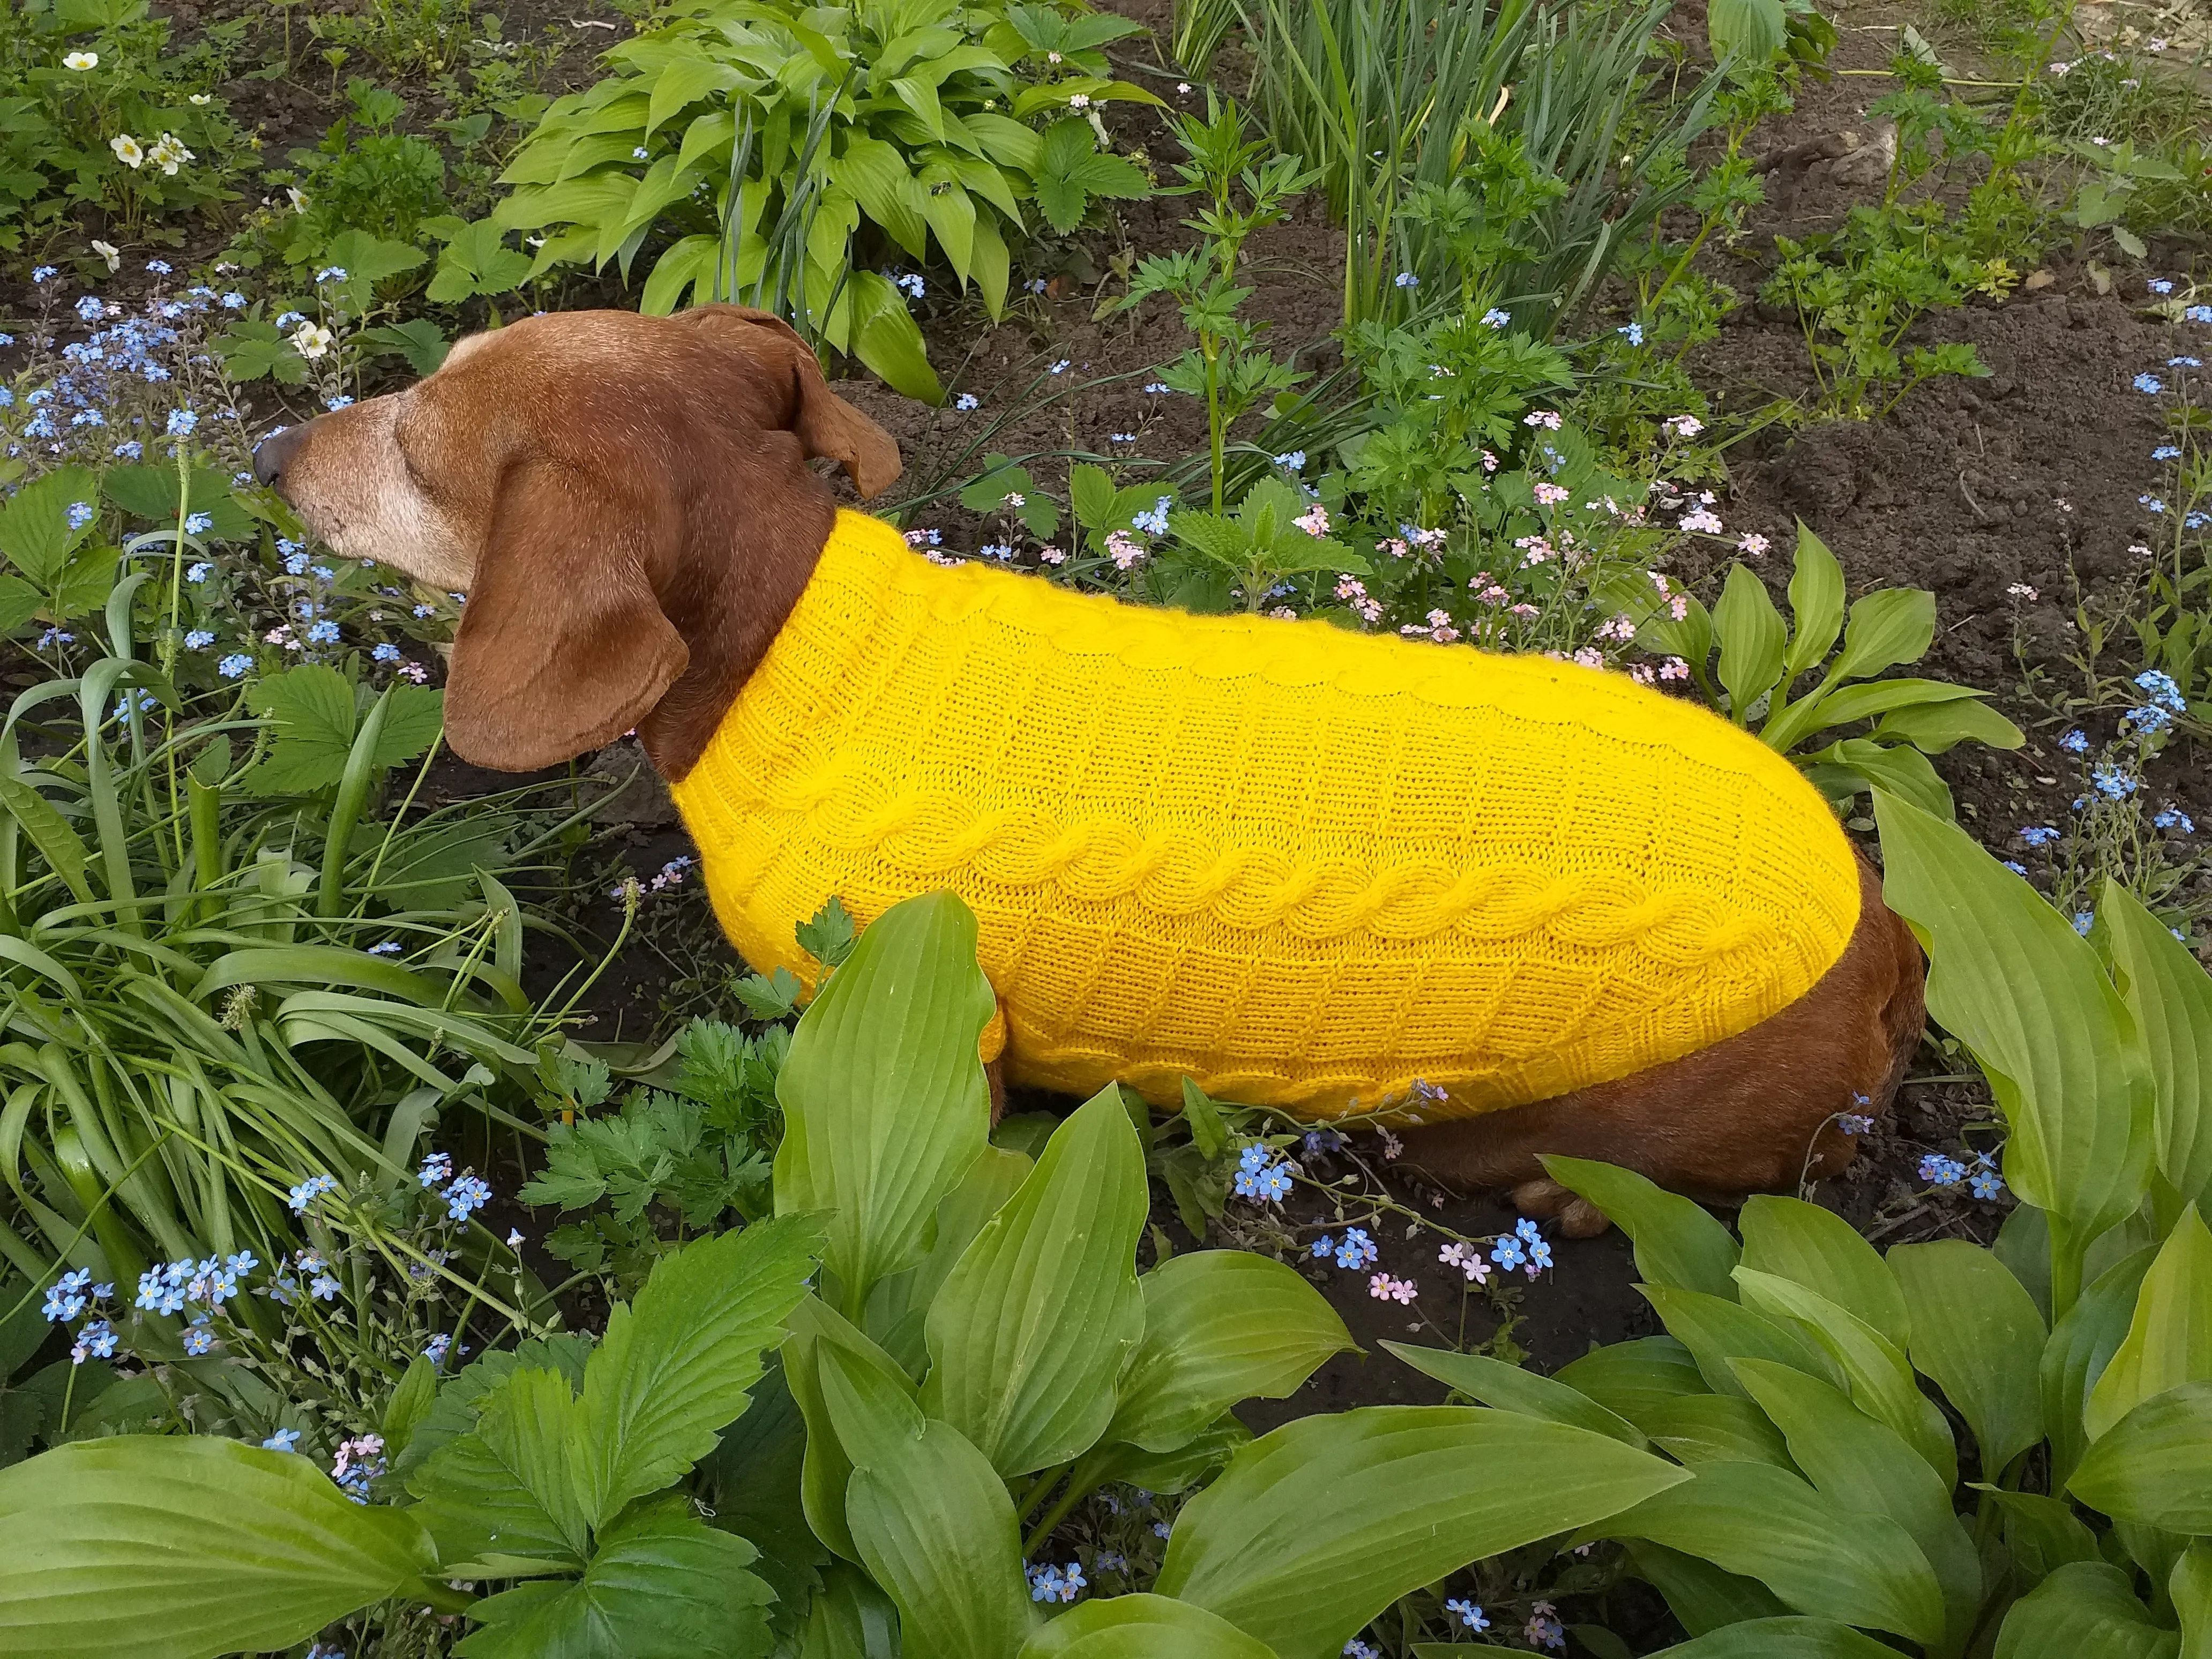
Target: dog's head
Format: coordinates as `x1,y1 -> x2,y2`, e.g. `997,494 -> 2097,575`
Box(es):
254,305 -> 899,778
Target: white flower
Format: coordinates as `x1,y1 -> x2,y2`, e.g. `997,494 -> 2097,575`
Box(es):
1068,92 -> 1091,108
286,185 -> 309,213
110,133 -> 144,169
64,50 -> 98,70
292,320 -> 334,360
189,92 -> 212,105
91,240 -> 120,273
147,132 -> 193,175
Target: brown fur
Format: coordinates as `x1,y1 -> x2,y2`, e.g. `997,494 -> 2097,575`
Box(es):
257,308 -> 1927,1219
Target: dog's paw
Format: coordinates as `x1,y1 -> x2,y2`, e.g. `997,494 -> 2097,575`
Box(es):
1509,1178 -> 1612,1239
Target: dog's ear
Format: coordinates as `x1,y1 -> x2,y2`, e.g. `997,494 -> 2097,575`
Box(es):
674,305 -> 902,499
443,458 -> 688,772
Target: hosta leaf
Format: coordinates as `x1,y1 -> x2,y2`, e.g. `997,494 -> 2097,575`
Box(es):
1382,1342 -> 1645,1447
1639,1283 -> 1843,1398
1737,1194 -> 1909,1348
2087,1205 -> 2212,1441
775,892 -> 994,1316
1887,1240 -> 2045,1476
1541,1157 -> 1739,1298
2106,881 -> 2212,1214
1991,1560 -> 2180,1658
2046,1245 -> 2159,1489
0,1435 -> 434,1659
923,1086 -> 1147,1475
1017,1595 -> 1277,1658
1589,1459 -> 1946,1645
2071,1380 -> 2212,1533
1156,1406 -> 1686,1659
1105,1253 -> 1354,1454
1650,1618 -> 1912,1658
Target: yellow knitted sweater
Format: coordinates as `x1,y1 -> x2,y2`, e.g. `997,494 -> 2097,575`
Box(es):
671,510 -> 1860,1122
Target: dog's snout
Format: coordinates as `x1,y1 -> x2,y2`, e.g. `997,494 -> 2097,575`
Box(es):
252,423 -> 305,492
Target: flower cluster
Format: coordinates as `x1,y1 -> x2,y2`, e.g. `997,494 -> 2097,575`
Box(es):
1311,1228 -> 1379,1271
420,1150 -> 495,1222
330,1432 -> 386,1503
1232,1141 -> 1296,1202
1920,1150 -> 2005,1202
1026,1560 -> 1087,1603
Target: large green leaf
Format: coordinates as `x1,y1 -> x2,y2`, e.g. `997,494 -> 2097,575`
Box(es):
1155,1406 -> 1686,1659
2088,1206 -> 2212,1441
2072,1380 -> 2212,1533
845,1418 -> 1035,1659
1978,1486 -> 2101,1579
1738,1195 -> 1909,1348
1556,1337 -> 1710,1420
1640,1283 -> 1843,1398
1874,790 -> 2155,1280
1888,1239 -> 2046,1476
1017,1595 -> 1278,1658
1733,1267 -> 1955,1484
1105,1253 -> 1354,1454
1636,1393 -> 1796,1469
1829,588 -> 1936,685
1590,1458 -> 1946,1645
1651,1618 -> 1911,1658
1992,1560 -> 2180,1658
864,1144 -> 1033,1373
414,1369 -> 593,1570
0,1435 -> 435,1659
1541,1157 -> 1740,1298
923,1086 -> 1147,1476
2047,1245 -> 2161,1488
455,1497 -> 775,1659
1382,1342 -> 1646,1448
2106,881 -> 2212,1214
581,1213 -> 824,1526
1713,563 -> 1789,723
1781,521 -> 1846,678
395,1335 -> 594,1479
775,892 -> 995,1316
1707,0 -> 1787,64
1731,1359 -> 1979,1646
783,1296 -> 917,1563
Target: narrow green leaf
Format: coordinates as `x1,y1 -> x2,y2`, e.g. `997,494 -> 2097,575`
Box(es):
1992,1560 -> 2180,1658
846,1418 -> 1035,1659
1540,1157 -> 1740,1298
1382,1342 -> 1646,1447
1634,1393 -> 1795,1470
1106,1254 -> 1354,1454
1738,1195 -> 1909,1348
1156,1407 -> 1687,1659
2173,1539 -> 2212,1657
923,1086 -> 1147,1476
2072,1380 -> 2212,1533
1888,1240 -> 2046,1475
0,1436 -> 435,1659
1874,790 -> 2155,1267
1555,1337 -> 1709,1421
775,892 -> 992,1314
2106,881 -> 2212,1213
782,1295 -> 916,1563
581,1213 -> 824,1527
1590,1459 -> 1946,1645
1017,1595 -> 1277,1658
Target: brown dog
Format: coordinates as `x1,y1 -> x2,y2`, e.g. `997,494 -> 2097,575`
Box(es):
255,307 -> 1923,1231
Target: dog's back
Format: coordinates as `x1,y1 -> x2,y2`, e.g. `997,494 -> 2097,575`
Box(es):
672,511 -> 1861,1123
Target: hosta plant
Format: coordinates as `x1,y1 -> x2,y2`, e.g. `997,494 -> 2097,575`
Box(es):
1416,791 -> 2212,1656
491,0 -> 1156,401
1623,520 -> 2023,816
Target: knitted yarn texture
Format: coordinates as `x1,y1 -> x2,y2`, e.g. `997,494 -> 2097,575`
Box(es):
671,510 -> 1862,1122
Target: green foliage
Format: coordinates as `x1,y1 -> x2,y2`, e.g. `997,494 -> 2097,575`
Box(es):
1165,478 -> 1364,610
491,0 -> 1157,401
1624,521 -> 2022,814
0,1215 -> 823,1658
1452,796 -> 2212,1654
521,1017 -> 786,1291
0,0 -> 244,250
0,597 -> 562,1300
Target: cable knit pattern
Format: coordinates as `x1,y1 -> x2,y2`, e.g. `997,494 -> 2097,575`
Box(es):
671,511 -> 1862,1122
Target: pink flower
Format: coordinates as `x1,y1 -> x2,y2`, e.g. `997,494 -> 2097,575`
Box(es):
1294,504 -> 1331,537
1572,646 -> 1604,668
1038,544 -> 1065,565
1737,533 -> 1770,558
1663,414 -> 1705,438
1523,410 -> 1563,430
2006,581 -> 2037,600
1481,450 -> 1499,472
1658,655 -> 1691,681
1439,1241 -> 1491,1283
1630,663 -> 1655,685
1106,530 -> 1146,571
1368,1274 -> 1418,1304
1377,537 -> 1410,559
1533,481 -> 1570,506
1679,509 -> 1724,534
1514,535 -> 1556,564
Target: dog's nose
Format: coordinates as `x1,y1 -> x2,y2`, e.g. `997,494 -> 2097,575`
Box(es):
252,424 -> 304,492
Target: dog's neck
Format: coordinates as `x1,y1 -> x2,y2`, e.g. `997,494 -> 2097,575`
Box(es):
637,491 -> 835,782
